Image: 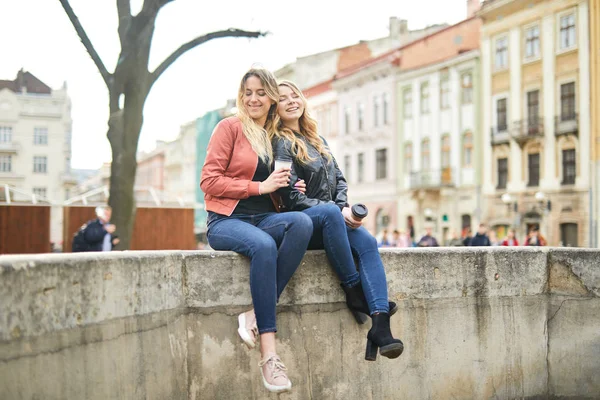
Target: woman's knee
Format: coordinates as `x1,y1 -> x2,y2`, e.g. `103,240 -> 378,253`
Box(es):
250,235 -> 277,258
287,212 -> 313,232
354,227 -> 378,248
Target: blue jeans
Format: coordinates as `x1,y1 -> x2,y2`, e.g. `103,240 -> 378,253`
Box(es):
303,204 -> 389,314
207,212 -> 312,334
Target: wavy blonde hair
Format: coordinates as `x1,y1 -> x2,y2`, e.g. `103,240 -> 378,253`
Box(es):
270,80 -> 331,164
236,68 -> 279,163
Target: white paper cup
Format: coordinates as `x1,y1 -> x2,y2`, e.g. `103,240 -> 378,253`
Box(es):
274,159 -> 292,171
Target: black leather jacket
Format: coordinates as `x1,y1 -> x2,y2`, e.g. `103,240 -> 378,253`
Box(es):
273,135 -> 349,211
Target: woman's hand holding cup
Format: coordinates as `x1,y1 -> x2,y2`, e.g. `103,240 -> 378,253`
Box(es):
259,166 -> 291,194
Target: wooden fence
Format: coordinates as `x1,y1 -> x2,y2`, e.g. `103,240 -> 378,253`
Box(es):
0,205 -> 51,254
63,206 -> 196,252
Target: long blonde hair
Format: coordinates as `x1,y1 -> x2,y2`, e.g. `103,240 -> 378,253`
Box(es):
270,80 -> 331,164
236,68 -> 279,163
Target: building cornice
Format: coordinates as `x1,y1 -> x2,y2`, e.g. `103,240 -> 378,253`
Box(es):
396,49 -> 480,82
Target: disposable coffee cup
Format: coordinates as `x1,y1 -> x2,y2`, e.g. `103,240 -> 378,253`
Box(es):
351,203 -> 368,220
274,158 -> 292,171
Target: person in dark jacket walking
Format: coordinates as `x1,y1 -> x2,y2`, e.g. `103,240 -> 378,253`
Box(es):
468,223 -> 491,246
271,80 -> 403,362
72,206 -> 119,252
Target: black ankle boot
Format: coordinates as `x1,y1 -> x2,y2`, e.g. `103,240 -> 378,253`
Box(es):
340,284 -> 399,324
365,313 -> 404,361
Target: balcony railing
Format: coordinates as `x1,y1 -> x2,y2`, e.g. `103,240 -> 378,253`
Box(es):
512,119 -> 544,147
0,141 -> 21,153
409,168 -> 456,189
555,113 -> 578,137
490,126 -> 510,146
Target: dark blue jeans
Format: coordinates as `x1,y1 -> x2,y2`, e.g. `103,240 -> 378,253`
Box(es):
207,212 -> 312,334
303,203 -> 389,314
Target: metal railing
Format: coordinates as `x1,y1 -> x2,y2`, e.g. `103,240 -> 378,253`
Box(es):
512,119 -> 544,146
555,113 -> 578,136
490,126 -> 510,145
409,168 -> 456,189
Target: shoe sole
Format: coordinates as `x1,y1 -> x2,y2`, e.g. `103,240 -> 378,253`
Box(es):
237,313 -> 256,349
260,369 -> 292,393
380,342 -> 404,359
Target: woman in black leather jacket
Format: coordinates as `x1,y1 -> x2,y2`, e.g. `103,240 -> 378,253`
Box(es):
270,80 -> 403,361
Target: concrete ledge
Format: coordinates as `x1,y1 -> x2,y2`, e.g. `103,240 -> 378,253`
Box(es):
1,248 -> 599,399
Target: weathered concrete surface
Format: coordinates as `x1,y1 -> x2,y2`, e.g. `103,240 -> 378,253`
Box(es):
0,248 -> 599,399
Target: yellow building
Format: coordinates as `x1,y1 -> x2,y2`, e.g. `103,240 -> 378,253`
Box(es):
479,0 -> 592,246
591,0 -> 600,247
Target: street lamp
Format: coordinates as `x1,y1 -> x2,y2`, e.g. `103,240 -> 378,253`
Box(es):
534,191 -> 552,213
502,193 -> 518,212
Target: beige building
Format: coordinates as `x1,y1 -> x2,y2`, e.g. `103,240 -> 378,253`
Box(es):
0,69 -> 76,245
480,0 -> 592,246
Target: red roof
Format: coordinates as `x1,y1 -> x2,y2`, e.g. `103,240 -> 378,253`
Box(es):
303,79 -> 333,98
334,48 -> 401,80
333,16 -> 480,80
0,69 -> 51,94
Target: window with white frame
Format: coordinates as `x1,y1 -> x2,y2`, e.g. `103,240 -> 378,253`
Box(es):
421,138 -> 430,170
440,74 -> 450,109
463,132 -> 473,167
461,73 -> 473,104
497,98 -> 508,131
441,135 -> 451,168
420,82 -> 430,114
495,36 -> 508,69
373,96 -> 379,127
0,126 -> 12,143
375,148 -> 387,180
562,148 -> 576,185
357,102 -> 364,131
0,155 -> 11,172
357,152 -> 365,183
344,155 -> 351,181
403,88 -> 413,118
404,142 -> 413,173
559,13 -> 576,50
33,127 -> 48,145
560,82 -> 576,120
33,156 -> 47,173
33,187 -> 47,198
344,106 -> 351,134
383,92 -> 390,124
525,25 -> 540,59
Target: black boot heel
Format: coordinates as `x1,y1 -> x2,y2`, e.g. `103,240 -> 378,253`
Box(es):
365,339 -> 379,361
351,310 -> 369,324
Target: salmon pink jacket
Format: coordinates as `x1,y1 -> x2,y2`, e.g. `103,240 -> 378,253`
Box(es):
200,117 -> 263,216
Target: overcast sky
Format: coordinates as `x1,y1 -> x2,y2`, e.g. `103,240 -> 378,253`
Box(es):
0,0 -> 466,169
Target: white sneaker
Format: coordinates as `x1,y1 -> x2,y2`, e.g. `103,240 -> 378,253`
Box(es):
237,311 -> 258,349
258,354 -> 292,393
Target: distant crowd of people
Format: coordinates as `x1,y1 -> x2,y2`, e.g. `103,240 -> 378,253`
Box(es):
377,224 -> 547,248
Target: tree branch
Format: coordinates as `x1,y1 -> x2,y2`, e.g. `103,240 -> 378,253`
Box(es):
59,0 -> 112,88
117,0 -> 131,44
151,28 -> 266,83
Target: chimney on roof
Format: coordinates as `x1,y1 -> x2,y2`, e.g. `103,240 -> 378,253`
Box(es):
467,0 -> 481,18
389,17 -> 408,38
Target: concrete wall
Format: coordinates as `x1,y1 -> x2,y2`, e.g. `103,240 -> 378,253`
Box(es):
0,248 -> 599,400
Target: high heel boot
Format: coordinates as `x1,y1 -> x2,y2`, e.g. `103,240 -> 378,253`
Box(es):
341,284 -> 399,325
365,313 -> 404,361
